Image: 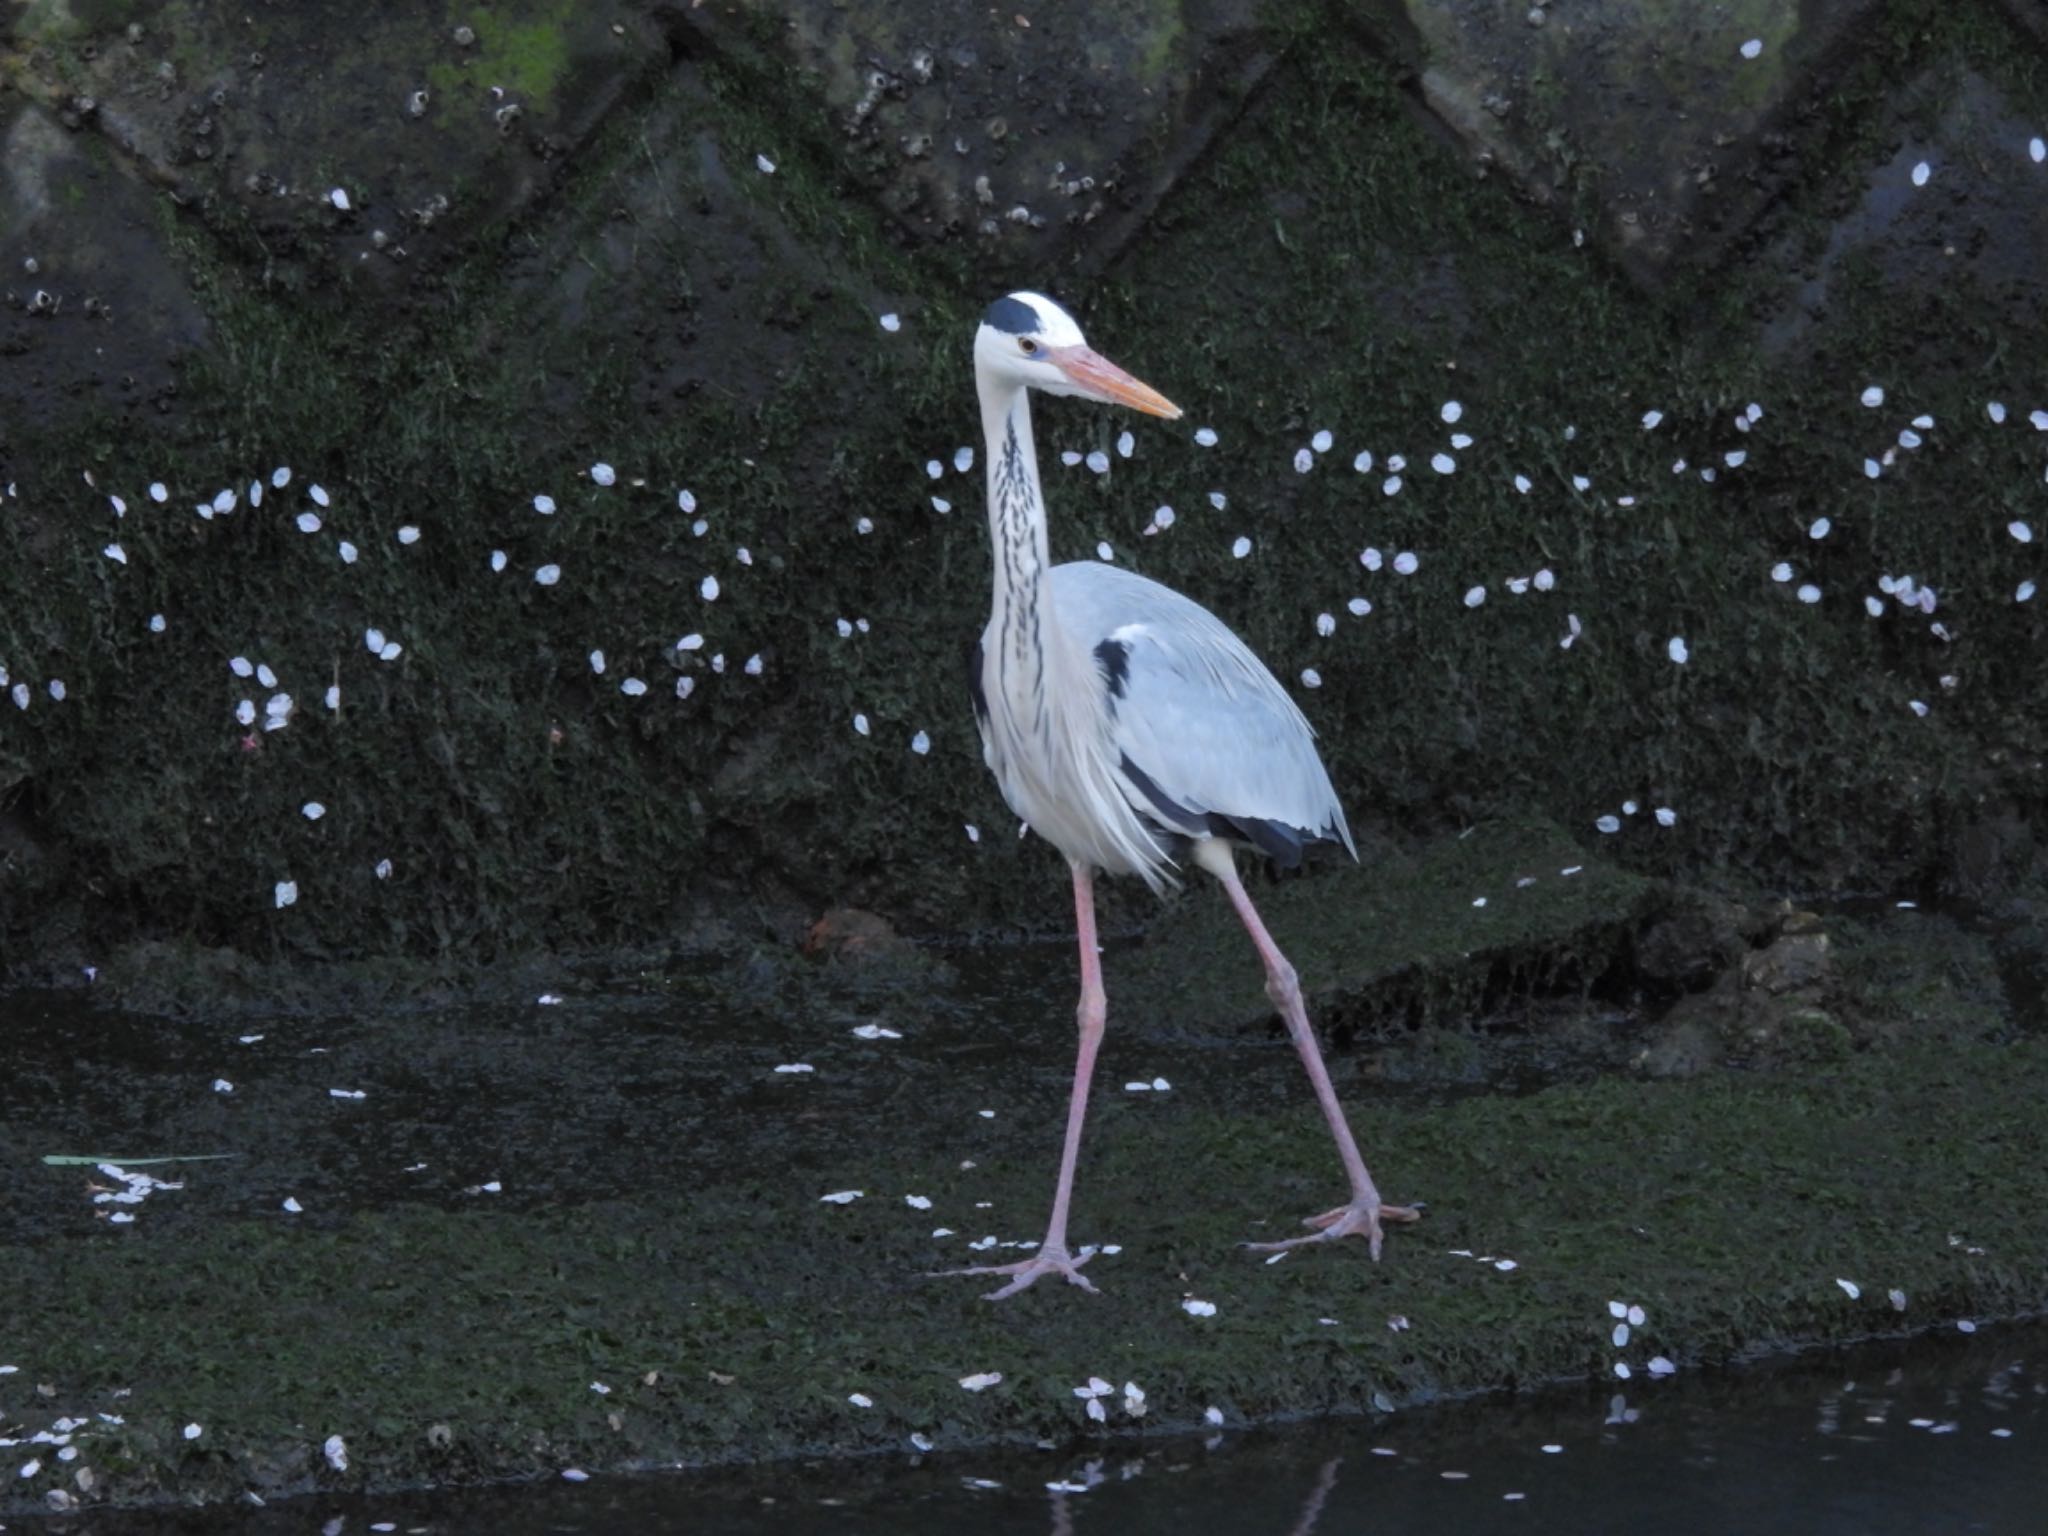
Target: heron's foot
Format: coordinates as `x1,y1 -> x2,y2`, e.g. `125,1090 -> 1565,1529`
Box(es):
1243,1198 -> 1422,1261
931,1244 -> 1100,1301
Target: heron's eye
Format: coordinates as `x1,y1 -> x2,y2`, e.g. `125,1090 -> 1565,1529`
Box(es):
1018,337 -> 1039,355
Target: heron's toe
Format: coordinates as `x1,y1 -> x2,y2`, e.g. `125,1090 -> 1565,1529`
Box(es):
1244,1198 -> 1421,1257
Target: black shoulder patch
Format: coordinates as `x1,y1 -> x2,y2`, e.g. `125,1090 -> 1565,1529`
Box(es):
967,639 -> 989,726
1093,637 -> 1131,701
982,295 -> 1040,336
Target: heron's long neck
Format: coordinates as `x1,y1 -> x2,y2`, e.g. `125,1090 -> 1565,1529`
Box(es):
979,373 -> 1064,695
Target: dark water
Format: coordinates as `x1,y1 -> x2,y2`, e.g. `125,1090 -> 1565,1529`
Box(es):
87,1327 -> 2044,1535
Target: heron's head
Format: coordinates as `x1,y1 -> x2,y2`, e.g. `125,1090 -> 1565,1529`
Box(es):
973,292 -> 1181,418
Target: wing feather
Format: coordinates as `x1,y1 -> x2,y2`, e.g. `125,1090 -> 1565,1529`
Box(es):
1049,561 -> 1355,863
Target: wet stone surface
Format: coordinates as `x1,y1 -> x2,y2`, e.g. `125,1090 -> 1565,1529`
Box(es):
0,93 -> 212,427
2,850 -> 2045,1515
6,0 -> 662,286
680,0 -> 1280,275
1755,63 -> 2048,357
1355,0 -> 1898,284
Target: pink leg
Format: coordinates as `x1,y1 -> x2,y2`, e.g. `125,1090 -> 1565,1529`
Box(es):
1215,861 -> 1419,1258
935,860 -> 1107,1299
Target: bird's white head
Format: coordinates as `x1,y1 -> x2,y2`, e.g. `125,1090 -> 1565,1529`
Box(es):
973,291 -> 1182,418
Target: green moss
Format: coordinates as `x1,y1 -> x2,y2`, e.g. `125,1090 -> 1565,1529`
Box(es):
17,0 -> 82,41
1124,0 -> 1186,86
0,26 -> 979,971
5,1034 -> 2045,1512
425,2 -> 581,111
5,0 -> 2048,974
1636,0 -> 1800,116
1775,1006 -> 1853,1061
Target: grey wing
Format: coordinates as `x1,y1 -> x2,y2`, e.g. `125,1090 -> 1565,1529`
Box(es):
1049,561 -> 1356,867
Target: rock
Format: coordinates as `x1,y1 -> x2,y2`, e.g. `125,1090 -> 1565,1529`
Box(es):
1756,68 -> 2048,361
1117,817 -> 1656,1037
1347,0 -> 1894,287
671,0 -> 1277,273
1776,1006 -> 1852,1062
0,97 -> 209,429
2,0 -> 662,316
1633,897 -> 1746,990
1656,966 -> 1842,1069
804,907 -> 907,958
1651,979 -> 1758,1062
1742,929 -> 1832,997
1636,1013 -> 1724,1078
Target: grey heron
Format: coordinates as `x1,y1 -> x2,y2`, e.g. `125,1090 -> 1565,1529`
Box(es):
942,291 -> 1419,1300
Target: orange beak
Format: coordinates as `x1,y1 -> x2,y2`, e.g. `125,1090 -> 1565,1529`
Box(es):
1049,345 -> 1182,419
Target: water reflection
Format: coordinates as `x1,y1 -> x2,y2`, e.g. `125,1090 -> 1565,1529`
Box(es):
1009,1342 -> 2039,1536
1284,1457 -> 1340,1536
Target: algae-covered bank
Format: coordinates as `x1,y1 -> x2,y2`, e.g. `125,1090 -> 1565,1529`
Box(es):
3,0 -> 2048,1518
3,837 -> 2046,1516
